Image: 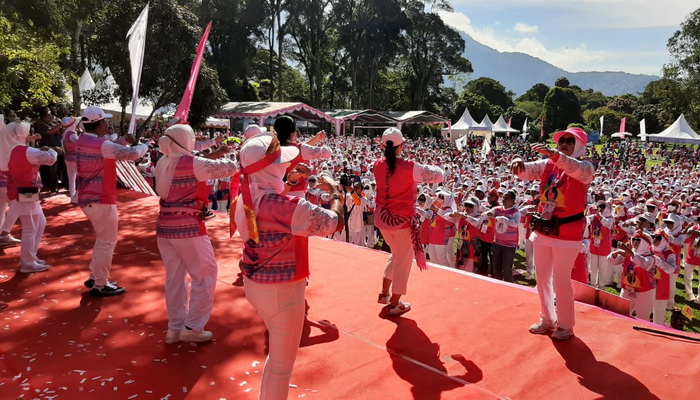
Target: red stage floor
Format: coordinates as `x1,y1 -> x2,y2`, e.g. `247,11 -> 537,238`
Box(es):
1,191 -> 699,400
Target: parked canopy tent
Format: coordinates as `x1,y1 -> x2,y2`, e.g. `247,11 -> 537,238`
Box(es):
492,115 -> 520,134
202,117 -> 230,129
382,110 -> 450,129
441,107 -> 490,141
213,102 -> 334,128
647,114 -> 700,144
323,109 -> 396,135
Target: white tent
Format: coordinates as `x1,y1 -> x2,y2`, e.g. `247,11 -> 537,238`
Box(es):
492,115 -> 520,134
647,114 -> 700,144
441,107 -> 493,141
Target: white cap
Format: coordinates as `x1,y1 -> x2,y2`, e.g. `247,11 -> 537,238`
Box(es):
239,135 -> 299,169
381,127 -> 404,147
61,116 -> 77,127
80,106 -> 112,123
244,124 -> 264,139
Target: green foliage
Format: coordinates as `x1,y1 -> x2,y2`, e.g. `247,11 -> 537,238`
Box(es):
453,91 -> 494,123
0,14 -> 67,110
665,7 -> 700,127
582,107 -> 636,135
504,106 -> 530,133
554,76 -> 570,88
573,88 -> 609,112
517,83 -> 549,102
465,77 -> 513,112
543,86 -> 581,135
607,94 -> 639,114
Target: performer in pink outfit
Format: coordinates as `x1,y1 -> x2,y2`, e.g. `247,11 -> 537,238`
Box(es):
511,127 -> 594,340
374,128 -> 444,315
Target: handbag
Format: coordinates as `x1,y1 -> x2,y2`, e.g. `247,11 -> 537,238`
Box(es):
17,187 -> 40,203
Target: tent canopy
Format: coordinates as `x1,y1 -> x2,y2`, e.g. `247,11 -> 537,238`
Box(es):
323,109 -> 396,124
492,115 -> 520,133
441,107 -> 490,141
382,110 -> 449,125
202,117 -> 230,129
214,102 -> 334,123
648,114 -> 700,144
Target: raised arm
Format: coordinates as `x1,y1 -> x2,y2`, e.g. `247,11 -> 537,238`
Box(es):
102,141 -> 148,161
412,162 -> 444,183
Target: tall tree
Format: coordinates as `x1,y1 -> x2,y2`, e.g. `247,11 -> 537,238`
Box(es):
402,1 -> 472,110
542,86 -> 582,135
665,7 -> 700,126
466,77 -> 513,112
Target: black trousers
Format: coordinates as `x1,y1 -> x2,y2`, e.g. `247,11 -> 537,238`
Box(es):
477,239 -> 493,276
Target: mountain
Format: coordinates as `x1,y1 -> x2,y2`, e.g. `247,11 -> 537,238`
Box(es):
458,33 -> 659,97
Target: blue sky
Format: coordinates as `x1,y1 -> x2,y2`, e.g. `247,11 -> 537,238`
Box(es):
439,1 -> 698,75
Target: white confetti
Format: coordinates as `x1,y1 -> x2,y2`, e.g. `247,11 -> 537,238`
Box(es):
239,381 -> 247,386
244,388 -> 252,393
128,395 -> 138,399
289,384 -> 297,388
182,387 -> 188,393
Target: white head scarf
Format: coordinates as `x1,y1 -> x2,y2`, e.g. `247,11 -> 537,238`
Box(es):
155,124 -> 196,199
0,122 -> 31,170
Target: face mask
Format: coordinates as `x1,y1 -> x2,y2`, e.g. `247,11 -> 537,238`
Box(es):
668,205 -> 678,213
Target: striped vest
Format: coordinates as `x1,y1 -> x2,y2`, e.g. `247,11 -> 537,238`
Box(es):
156,156 -> 207,239
7,146 -> 41,201
240,193 -> 309,284
63,130 -> 77,162
493,206 -> 519,247
76,134 -> 117,207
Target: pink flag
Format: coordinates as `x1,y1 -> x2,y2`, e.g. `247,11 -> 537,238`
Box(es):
619,117 -> 626,133
173,22 -> 212,124
540,115 -> 545,138
507,117 -> 512,127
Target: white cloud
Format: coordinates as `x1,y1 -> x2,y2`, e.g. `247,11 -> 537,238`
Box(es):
513,23 -> 539,34
449,0 -> 697,29
439,11 -> 606,72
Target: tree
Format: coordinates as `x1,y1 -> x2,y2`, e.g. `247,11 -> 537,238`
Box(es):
665,7 -> 700,127
204,0 -> 265,101
453,91 -> 493,122
466,77 -> 513,112
640,78 -> 691,126
573,88 -> 609,112
607,94 -> 639,114
554,76 -> 570,88
0,13 -> 67,111
542,86 -> 581,135
517,83 -> 549,103
504,106 -> 531,134
401,1 -> 472,109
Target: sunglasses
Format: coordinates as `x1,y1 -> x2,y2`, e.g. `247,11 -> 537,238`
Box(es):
558,137 -> 576,145
646,205 -> 656,210
652,235 -> 663,241
631,238 -> 642,243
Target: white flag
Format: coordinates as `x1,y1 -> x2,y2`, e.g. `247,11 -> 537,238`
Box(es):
521,117 -> 528,139
455,135 -> 467,151
481,134 -> 491,162
640,118 -> 647,142
599,115 -> 604,135
126,3 -> 150,135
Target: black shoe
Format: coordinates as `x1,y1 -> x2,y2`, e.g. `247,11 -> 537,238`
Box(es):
203,211 -> 215,220
89,283 -> 126,297
84,278 -> 118,289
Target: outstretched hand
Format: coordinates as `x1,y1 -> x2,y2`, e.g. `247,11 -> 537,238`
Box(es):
530,143 -> 557,158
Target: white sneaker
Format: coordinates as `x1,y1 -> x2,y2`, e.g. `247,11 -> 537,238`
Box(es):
19,263 -> 49,274
0,234 -> 21,245
529,318 -> 556,334
551,328 -> 574,340
387,302 -> 411,315
179,329 -> 213,342
165,329 -> 181,344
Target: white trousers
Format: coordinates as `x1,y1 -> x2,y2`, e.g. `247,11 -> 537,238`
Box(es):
589,254 -> 611,286
652,299 -> 668,325
157,236 -> 218,331
684,263 -> 699,298
244,278 -> 306,400
533,242 -> 579,330
382,228 -> 414,295
445,237 -> 456,268
18,213 -> 46,265
82,204 -> 118,286
621,288 -> 655,321
0,187 -> 20,233
217,199 -> 228,213
428,243 -> 448,266
525,239 -> 534,275
363,225 -> 376,248
348,230 -> 363,246
65,161 -> 78,202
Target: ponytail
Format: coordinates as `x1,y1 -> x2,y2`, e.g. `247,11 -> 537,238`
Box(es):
385,140 -> 397,175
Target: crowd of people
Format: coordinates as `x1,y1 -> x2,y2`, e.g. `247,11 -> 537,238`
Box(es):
3,106 -> 700,399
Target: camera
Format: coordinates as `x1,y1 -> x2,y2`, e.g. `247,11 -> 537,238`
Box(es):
339,173 -> 354,188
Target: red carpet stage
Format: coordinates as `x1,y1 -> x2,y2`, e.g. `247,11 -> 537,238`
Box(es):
1,190 -> 699,399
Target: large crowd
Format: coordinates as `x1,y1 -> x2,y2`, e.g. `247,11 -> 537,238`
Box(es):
2,106 -> 700,399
